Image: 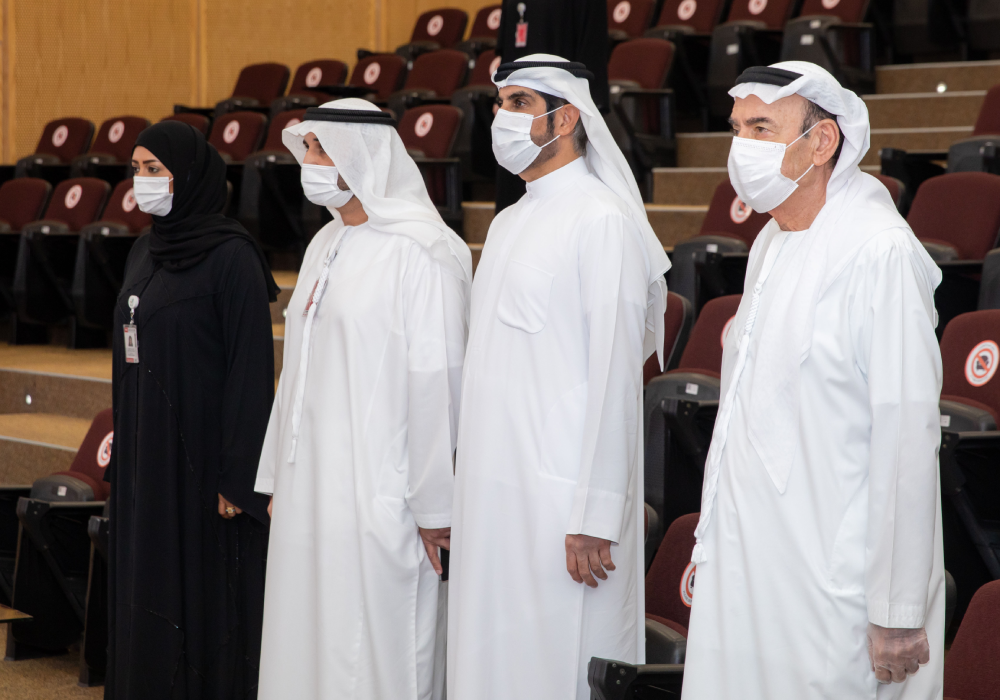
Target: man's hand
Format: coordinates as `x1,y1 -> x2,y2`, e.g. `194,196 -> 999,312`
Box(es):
218,493 -> 242,519
419,527 -> 451,575
565,534 -> 615,588
866,623 -> 930,684
268,496 -> 273,518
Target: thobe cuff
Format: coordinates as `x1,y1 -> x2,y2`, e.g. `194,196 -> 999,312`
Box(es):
254,477 -> 274,496
867,600 -> 926,629
412,512 -> 451,530
568,487 -> 626,543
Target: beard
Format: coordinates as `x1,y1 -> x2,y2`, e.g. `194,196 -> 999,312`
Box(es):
527,118 -> 560,171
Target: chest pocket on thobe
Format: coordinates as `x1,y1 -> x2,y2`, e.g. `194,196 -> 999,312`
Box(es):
497,260 -> 555,333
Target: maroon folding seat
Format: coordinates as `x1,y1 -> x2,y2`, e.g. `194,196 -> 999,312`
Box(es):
705,0 -> 797,124
0,178 -> 52,233
272,60 -> 350,113
161,112 -> 210,135
405,8 -> 469,52
258,110 -> 307,153
208,111 -> 269,162
644,296 -> 740,537
228,62 -> 291,107
469,49 -> 500,87
646,513 -> 699,637
779,0 -> 874,93
609,38 -> 675,89
27,178 -> 111,233
938,311 -> 1000,431
669,180 -> 771,304
6,409 -> 112,657
908,173 -> 1000,261
457,4 -> 502,55
875,173 -> 907,214
398,105 -> 463,231
651,0 -> 727,34
88,179 -> 152,234
947,85 -> 1000,174
349,54 -> 408,101
943,581 -> 1000,700
608,0 -> 658,40
973,85 -> 1000,137
643,291 -> 695,385
387,49 -> 469,121
15,118 -> 96,182
72,116 -> 151,181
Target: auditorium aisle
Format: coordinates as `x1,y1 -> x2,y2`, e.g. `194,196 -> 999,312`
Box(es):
0,627 -> 102,699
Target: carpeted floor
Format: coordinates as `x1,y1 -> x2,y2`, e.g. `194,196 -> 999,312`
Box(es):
0,627 -> 103,700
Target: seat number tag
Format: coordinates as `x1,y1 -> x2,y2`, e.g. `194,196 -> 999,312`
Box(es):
123,324 -> 139,363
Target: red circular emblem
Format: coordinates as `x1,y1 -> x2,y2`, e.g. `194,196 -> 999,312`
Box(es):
415,112 -> 434,138
730,196 -> 752,224
52,124 -> 69,147
680,562 -> 696,607
678,0 -> 698,20
363,62 -> 381,85
97,431 -> 113,468
965,340 -> 999,387
305,67 -> 323,88
222,120 -> 240,144
748,0 -> 768,15
487,8 -> 502,30
64,184 -> 83,209
426,14 -> 444,36
108,120 -> 126,144
122,187 -> 137,213
613,1 -> 632,23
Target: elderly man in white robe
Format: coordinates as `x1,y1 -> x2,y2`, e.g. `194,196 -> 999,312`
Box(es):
447,56 -> 671,700
682,62 -> 945,700
254,99 -> 471,700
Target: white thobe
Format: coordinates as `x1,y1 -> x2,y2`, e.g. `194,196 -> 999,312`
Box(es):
255,219 -> 467,700
683,221 -> 945,700
448,157 -> 651,700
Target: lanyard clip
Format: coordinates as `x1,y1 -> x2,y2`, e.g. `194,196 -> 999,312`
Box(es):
128,295 -> 139,324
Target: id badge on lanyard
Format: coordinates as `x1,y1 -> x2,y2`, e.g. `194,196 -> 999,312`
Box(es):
123,295 -> 140,363
514,2 -> 528,47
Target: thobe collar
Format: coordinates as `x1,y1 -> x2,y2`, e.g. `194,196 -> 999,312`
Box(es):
524,156 -> 589,201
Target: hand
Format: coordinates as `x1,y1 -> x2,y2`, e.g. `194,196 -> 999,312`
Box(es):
268,496 -> 273,518
565,534 -> 615,588
866,623 -> 930,684
218,493 -> 242,520
419,527 -> 451,575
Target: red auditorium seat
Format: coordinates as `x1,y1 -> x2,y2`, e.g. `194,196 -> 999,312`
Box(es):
259,109 -> 307,153
398,105 -> 463,231
643,291 -> 695,385
161,112 -> 211,135
939,311 -> 1000,431
0,178 -> 52,342
608,0 -> 657,40
13,178 -> 111,344
469,48 -> 500,87
943,581 -> 1000,700
456,4 -> 502,56
610,38 -> 676,90
349,54 -> 408,102
6,410 -> 112,659
14,118 -> 96,183
779,0 -> 875,94
400,8 -> 470,60
669,180 -> 771,305
73,178 -> 151,334
227,62 -> 291,108
208,111 -> 268,162
705,0 -> 797,124
645,295 -> 740,536
875,173 -> 907,214
270,60 -> 350,113
908,172 -> 1000,262
0,178 -> 52,233
651,0 -> 727,35
387,49 -> 469,118
645,513 -> 699,637
71,116 -> 151,181
947,85 -> 1000,174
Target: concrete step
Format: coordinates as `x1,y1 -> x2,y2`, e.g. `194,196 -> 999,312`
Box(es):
270,270 -> 297,325
864,91 -> 985,130
677,132 -> 731,168
463,202 -> 495,245
865,126 -> 973,165
0,345 -> 111,420
0,413 -> 91,485
876,60 -> 1000,95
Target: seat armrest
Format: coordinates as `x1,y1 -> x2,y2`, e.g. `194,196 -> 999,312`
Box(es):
645,617 -> 687,664
588,658 -> 684,700
173,105 -> 215,119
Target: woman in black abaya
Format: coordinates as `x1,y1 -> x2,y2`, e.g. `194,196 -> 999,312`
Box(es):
105,121 -> 279,700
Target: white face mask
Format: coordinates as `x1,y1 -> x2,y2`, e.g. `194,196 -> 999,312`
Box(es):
727,122 -> 818,213
301,163 -> 354,209
133,176 -> 174,216
491,105 -> 565,175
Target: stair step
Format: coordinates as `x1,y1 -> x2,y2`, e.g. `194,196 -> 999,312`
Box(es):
653,167 -> 729,205
646,205 -> 709,247
0,345 -> 112,420
678,133 -> 731,168
463,202 -> 495,245
866,126 -> 973,165
270,271 -> 298,325
864,91 -> 984,130
876,60 -> 1000,95
0,413 -> 90,485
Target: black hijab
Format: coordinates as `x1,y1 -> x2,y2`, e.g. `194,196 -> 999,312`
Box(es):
134,121 -> 280,301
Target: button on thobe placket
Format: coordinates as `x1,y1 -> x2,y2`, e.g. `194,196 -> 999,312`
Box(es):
287,229 -> 349,463
692,232 -> 789,564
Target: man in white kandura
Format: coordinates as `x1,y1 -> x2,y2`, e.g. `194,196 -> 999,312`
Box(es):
682,62 -> 945,699
447,56 -> 671,700
254,99 -> 471,700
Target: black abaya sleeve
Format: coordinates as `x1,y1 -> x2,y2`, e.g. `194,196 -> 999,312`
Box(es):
577,0 -> 610,112
216,242 -> 274,524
